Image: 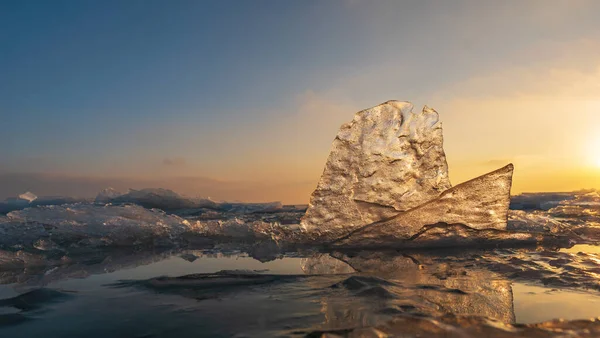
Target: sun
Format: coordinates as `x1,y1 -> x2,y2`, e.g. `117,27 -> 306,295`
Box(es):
589,137 -> 600,168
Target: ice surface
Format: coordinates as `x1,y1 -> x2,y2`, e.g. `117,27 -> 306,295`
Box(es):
2,204 -> 193,249
506,190 -> 600,241
332,165 -> 514,247
301,101 -> 451,239
0,202 -> 302,253
216,201 -> 283,213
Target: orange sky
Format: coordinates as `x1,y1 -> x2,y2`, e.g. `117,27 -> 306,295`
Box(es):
2,1 -> 600,203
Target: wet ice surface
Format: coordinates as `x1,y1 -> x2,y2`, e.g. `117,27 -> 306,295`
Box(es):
0,245 -> 599,337
1,190 -> 600,337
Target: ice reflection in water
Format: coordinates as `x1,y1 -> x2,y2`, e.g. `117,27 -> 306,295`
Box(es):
0,246 -> 599,337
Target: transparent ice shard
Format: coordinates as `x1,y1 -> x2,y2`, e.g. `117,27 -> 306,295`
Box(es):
331,164 -> 514,248
18,192 -> 37,203
301,101 -> 451,239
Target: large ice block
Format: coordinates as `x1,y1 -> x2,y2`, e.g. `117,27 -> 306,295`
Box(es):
301,101 -> 451,239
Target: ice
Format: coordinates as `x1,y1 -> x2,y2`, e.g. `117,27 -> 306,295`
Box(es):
508,210 -> 567,233
0,192 -> 86,214
94,187 -> 123,203
2,204 -> 194,249
301,101 -> 451,239
0,202 -> 300,253
331,164 -> 514,248
99,188 -> 218,211
190,218 -> 300,243
505,190 -> 600,241
18,192 -> 37,203
510,192 -> 576,210
0,215 -> 49,250
0,191 -> 37,214
216,201 -> 283,214
300,100 -> 521,245
94,187 -> 286,215
105,188 -> 198,210
191,218 -> 260,239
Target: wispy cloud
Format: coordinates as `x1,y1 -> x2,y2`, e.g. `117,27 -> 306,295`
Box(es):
0,172 -> 316,204
162,157 -> 187,166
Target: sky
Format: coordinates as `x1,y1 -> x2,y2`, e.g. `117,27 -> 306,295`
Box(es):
2,0 -> 600,203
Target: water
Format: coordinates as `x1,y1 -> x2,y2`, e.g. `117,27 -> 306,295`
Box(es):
1,190 -> 600,337
1,245 -> 600,337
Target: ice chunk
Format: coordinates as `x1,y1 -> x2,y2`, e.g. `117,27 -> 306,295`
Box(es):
0,191 -> 38,214
18,192 -> 37,203
1,193 -> 87,214
301,101 -> 451,239
94,187 -> 123,203
331,165 -> 514,248
106,188 -> 218,211
4,204 -> 192,248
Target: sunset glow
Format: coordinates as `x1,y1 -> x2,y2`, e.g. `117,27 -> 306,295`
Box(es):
1,1 -> 600,203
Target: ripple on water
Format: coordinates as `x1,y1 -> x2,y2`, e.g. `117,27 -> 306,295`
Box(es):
0,246 -> 599,337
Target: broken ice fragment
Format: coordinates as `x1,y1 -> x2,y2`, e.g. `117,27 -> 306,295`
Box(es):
18,192 -> 37,203
301,101 -> 451,239
331,164 -> 514,248
102,188 -> 218,211
94,187 -> 123,203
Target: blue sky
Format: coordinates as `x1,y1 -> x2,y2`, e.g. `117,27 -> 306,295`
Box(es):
2,1 -> 600,202
2,1 -> 370,160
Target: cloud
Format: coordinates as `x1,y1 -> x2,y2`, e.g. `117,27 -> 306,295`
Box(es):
162,157 -> 187,166
430,39 -> 600,101
0,172 -> 316,204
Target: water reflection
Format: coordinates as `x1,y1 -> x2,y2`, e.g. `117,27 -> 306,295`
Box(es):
0,246 -> 599,337
303,251 -> 515,329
